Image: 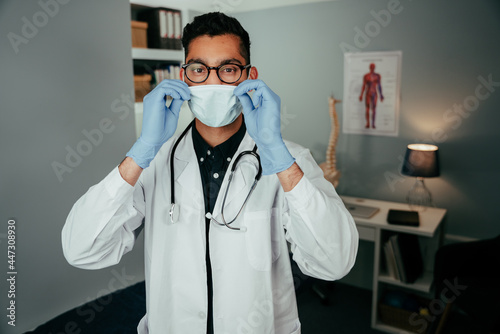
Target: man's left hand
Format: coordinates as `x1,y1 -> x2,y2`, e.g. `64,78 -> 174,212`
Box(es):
234,79 -> 295,175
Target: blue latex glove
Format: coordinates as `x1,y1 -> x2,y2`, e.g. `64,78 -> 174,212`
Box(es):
126,79 -> 190,168
234,79 -> 295,175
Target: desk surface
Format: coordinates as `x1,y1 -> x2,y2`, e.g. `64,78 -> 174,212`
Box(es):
341,196 -> 447,238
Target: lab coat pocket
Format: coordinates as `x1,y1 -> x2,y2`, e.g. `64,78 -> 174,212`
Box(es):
244,208 -> 281,271
289,320 -> 301,334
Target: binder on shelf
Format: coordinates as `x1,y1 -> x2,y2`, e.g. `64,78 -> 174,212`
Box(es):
386,234 -> 424,284
166,10 -> 174,49
398,233 -> 424,283
160,10 -> 168,48
383,241 -> 400,281
173,11 -> 182,50
389,235 -> 407,283
137,7 -> 182,50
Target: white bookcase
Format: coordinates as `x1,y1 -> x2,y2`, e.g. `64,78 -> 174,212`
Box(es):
342,196 -> 446,334
130,1 -> 193,138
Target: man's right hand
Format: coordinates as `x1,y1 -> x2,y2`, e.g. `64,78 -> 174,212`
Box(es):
126,79 -> 190,169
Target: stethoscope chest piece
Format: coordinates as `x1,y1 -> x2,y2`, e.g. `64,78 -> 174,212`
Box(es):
169,203 -> 180,224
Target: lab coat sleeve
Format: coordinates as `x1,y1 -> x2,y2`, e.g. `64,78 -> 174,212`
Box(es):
61,166 -> 145,270
283,145 -> 359,281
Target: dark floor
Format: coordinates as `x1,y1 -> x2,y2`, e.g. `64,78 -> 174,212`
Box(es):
295,277 -> 495,334
295,279 -> 382,334
26,278 -> 491,334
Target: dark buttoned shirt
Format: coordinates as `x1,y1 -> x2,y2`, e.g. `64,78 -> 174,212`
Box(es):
191,121 -> 246,334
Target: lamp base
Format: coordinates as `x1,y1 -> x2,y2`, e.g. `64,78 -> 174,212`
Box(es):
407,177 -> 433,211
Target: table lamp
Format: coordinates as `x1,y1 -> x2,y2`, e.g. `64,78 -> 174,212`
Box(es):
401,144 -> 440,211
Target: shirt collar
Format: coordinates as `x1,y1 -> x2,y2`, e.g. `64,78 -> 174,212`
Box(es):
192,121 -> 247,164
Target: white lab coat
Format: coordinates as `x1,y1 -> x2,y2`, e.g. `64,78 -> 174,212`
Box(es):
62,129 -> 358,334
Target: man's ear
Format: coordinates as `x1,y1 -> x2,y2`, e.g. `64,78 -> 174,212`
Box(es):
249,66 -> 258,80
180,67 -> 184,81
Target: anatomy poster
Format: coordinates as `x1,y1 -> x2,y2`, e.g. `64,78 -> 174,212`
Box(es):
343,51 -> 401,136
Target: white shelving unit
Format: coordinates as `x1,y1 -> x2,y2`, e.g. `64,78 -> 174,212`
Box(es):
378,271 -> 434,294
132,47 -> 184,62
342,196 -> 446,334
130,1 -> 193,138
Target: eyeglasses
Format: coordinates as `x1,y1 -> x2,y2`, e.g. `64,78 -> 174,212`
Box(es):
182,62 -> 251,84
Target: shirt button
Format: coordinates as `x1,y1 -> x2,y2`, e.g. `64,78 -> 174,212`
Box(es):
227,157 -> 231,162
213,173 -> 219,179
207,150 -> 211,155
198,311 -> 206,319
200,157 -> 204,162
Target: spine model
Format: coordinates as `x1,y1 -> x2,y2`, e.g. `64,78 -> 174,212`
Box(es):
320,95 -> 341,187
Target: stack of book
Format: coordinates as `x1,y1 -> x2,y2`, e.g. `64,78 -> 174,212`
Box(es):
153,65 -> 181,83
383,233 -> 423,284
138,8 -> 182,50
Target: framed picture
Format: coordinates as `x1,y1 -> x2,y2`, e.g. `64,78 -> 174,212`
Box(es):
343,51 -> 402,137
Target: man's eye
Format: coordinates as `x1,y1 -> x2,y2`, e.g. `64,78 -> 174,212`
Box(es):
222,66 -> 238,73
189,67 -> 206,74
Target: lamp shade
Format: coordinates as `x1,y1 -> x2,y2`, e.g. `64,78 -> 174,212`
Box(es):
401,144 -> 440,177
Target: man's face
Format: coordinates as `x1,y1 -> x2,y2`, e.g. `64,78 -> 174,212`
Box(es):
181,34 -> 256,86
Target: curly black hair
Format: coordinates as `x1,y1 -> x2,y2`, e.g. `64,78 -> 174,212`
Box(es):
182,12 -> 251,64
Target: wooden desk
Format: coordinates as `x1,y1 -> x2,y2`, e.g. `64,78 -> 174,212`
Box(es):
342,196 -> 447,334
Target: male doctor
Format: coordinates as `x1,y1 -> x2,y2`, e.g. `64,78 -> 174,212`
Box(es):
62,12 -> 358,334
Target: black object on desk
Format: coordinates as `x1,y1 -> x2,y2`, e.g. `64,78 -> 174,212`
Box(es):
387,209 -> 419,227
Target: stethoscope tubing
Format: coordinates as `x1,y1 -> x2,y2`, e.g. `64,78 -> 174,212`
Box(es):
169,120 -> 262,230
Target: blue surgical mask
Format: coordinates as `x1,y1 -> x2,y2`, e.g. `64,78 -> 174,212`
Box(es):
188,85 -> 243,127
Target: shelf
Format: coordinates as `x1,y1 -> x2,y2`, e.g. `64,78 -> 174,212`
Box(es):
132,47 -> 184,61
374,321 -> 416,334
378,271 -> 434,294
349,198 -> 446,334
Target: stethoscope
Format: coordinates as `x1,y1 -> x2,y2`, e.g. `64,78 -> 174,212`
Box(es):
169,120 -> 262,231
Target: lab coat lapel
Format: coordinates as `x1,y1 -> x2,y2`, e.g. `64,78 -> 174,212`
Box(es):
149,130 -> 205,321
173,129 -> 204,210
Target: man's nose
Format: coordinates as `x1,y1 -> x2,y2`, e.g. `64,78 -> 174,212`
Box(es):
204,68 -> 223,85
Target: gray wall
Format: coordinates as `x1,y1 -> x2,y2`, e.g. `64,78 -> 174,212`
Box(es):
1,0 -> 499,331
234,0 -> 500,289
234,0 -> 500,240
0,0 -> 144,332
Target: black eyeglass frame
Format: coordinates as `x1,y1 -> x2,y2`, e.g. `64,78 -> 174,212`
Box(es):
181,63 -> 252,84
